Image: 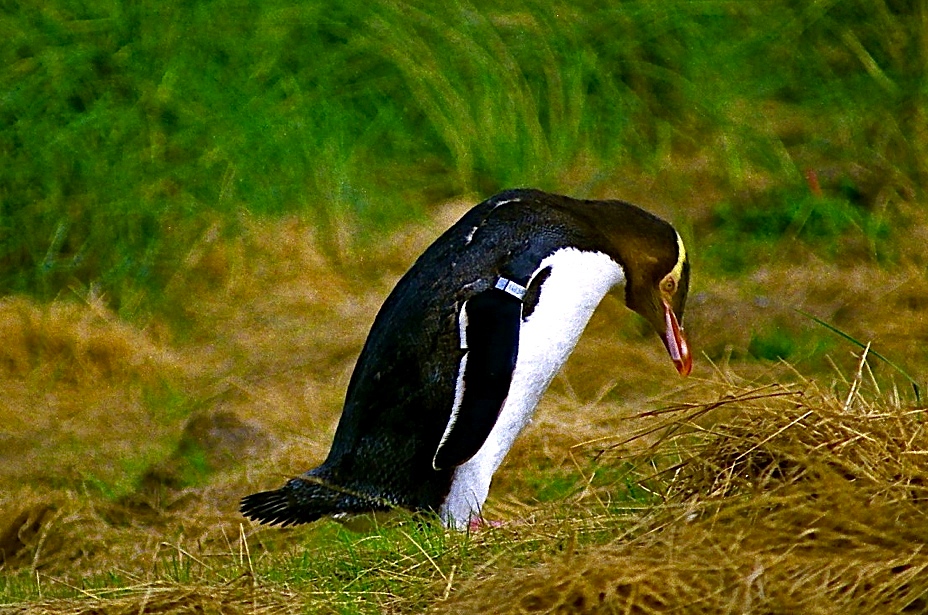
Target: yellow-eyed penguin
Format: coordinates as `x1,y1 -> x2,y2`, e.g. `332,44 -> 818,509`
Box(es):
240,189 -> 691,529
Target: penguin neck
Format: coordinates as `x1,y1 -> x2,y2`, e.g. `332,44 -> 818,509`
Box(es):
440,247 -> 625,527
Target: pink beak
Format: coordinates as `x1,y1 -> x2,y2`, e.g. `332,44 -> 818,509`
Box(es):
662,300 -> 692,376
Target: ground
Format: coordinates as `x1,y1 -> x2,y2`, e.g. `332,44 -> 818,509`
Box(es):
1,170 -> 926,613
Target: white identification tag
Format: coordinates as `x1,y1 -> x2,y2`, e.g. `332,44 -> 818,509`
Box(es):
495,277 -> 526,300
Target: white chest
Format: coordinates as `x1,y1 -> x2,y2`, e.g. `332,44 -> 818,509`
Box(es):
440,248 -> 626,527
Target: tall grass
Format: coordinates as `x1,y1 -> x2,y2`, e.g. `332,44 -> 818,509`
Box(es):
2,0 -> 925,320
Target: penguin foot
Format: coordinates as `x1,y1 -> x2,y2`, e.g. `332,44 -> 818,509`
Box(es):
467,517 -> 504,532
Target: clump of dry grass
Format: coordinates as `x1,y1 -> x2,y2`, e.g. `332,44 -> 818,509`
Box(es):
440,370 -> 928,614
443,488 -> 928,614
666,385 -> 927,505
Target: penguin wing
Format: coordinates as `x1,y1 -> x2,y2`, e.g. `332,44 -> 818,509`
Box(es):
432,287 -> 521,470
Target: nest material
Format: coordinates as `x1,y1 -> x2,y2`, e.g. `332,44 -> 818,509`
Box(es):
441,382 -> 928,614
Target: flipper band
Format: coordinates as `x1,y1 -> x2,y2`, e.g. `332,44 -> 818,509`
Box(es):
494,277 -> 526,300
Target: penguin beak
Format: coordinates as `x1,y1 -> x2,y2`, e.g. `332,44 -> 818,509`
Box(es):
662,300 -> 692,376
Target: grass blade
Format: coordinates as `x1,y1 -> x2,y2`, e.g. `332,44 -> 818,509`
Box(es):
795,308 -> 921,402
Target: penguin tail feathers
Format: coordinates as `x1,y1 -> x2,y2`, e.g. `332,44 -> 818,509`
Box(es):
240,476 -> 384,527
239,486 -> 319,527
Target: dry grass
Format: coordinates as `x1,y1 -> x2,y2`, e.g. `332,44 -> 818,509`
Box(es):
0,296 -> 187,501
9,378 -> 925,614
1,578 -> 295,615
1,189 -> 927,613
441,379 -> 928,614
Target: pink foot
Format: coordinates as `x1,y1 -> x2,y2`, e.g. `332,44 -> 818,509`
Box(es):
468,517 -> 504,532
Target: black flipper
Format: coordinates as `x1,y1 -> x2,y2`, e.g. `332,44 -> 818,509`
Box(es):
240,476 -> 385,526
432,287 -> 521,470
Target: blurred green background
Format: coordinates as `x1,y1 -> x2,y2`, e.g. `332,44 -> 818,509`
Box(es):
2,0 -> 925,321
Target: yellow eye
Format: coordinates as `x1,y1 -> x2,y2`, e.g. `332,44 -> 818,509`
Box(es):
662,277 -> 676,294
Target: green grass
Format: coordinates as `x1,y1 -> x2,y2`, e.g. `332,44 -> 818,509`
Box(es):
520,460 -> 661,511
3,0 -> 926,323
704,183 -> 894,275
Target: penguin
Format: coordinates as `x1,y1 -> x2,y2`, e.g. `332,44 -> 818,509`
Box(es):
240,188 -> 691,529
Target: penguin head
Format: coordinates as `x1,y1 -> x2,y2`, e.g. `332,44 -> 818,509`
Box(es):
620,228 -> 692,376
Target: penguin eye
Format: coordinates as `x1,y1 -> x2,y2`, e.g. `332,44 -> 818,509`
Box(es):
661,277 -> 677,294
